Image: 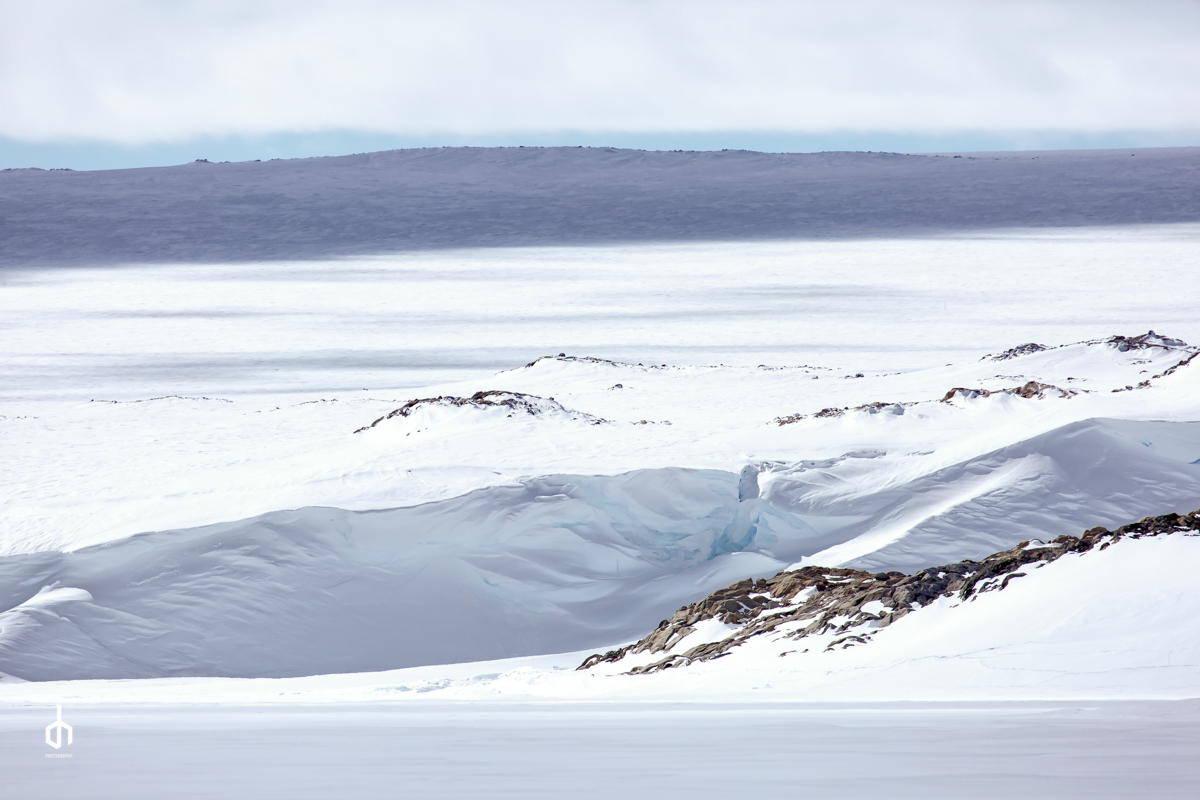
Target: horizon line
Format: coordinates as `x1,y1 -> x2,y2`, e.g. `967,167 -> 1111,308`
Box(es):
4,129 -> 1199,172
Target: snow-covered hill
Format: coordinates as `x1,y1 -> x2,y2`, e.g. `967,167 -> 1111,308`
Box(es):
580,509 -> 1200,680
1,331 -> 1198,680
5,507 -> 1198,704
5,327 -> 1199,554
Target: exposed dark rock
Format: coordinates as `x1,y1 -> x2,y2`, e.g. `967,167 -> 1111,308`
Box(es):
777,380 -> 1075,426
941,381 -> 1075,402
1112,350 -> 1199,393
775,407 -> 843,425
778,379 -> 1076,425
853,401 -> 909,415
521,354 -> 681,371
88,395 -> 234,405
1107,331 -> 1188,351
579,508 -> 1200,674
1154,350 -> 1199,378
776,403 -> 911,425
354,390 -> 604,433
986,342 -> 1050,361
525,354 -> 627,369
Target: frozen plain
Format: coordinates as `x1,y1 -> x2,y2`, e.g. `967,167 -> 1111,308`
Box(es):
5,701 -> 1200,799
3,147 -> 1200,795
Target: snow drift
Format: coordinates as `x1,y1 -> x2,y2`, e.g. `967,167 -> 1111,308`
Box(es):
2,418 -> 1198,681
768,417 -> 1200,572
568,509 -> 1200,703
0,468 -> 789,680
581,509 -> 1200,675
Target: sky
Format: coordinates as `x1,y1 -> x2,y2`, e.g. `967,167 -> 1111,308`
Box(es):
2,0 -> 1199,170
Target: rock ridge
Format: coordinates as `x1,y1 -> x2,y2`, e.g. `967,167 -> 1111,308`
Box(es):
354,390 -> 604,433
940,381 -> 1077,402
579,508 -> 1200,674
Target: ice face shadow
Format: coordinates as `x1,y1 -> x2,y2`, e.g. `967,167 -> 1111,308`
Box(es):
2,418 -> 1198,680
3,145 -> 1198,269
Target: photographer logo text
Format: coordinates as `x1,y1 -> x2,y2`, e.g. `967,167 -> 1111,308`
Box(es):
45,705 -> 73,751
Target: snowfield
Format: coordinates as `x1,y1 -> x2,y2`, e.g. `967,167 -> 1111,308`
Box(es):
6,516 -> 1198,703
3,227 -> 1200,685
3,146 -> 1200,795
6,701 -> 1200,799
2,412 -> 1200,681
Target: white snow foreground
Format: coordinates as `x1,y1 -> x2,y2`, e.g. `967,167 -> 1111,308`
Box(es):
578,510 -> 1200,679
1,332 -> 1199,682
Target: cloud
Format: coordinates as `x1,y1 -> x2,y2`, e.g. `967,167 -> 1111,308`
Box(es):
3,0 -> 1199,144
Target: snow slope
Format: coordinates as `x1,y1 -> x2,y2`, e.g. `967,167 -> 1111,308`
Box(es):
2,405 -> 1198,678
3,262 -> 1200,680
0,468 -> 787,679
4,514 -> 1198,704
579,512 -> 1200,694
4,309 -> 1199,555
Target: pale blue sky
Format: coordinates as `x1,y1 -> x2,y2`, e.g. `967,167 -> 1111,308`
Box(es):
3,1 -> 1198,170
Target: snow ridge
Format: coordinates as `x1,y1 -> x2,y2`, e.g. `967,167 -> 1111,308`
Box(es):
579,508 -> 1200,674
354,390 -> 605,433
773,331 -> 1195,424
774,380 -> 1077,425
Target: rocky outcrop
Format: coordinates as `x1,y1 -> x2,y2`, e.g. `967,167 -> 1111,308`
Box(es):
982,331 -> 1190,361
777,378 -> 1081,425
579,508 -> 1200,674
941,381 -> 1076,402
777,382 -> 1073,425
986,342 -> 1049,361
522,354 -> 676,370
1155,350 -> 1199,378
1111,350 -> 1199,393
776,402 -> 908,425
1107,331 -> 1188,351
854,401 -> 909,415
355,390 -> 604,432
776,408 -> 836,425
90,395 -> 233,404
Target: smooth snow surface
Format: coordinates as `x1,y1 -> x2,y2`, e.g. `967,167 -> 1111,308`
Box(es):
2,418 -> 1199,679
6,702 -> 1200,799
5,526 -> 1196,701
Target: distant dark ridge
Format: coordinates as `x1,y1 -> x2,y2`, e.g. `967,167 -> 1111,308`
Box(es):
2,145 -> 1199,268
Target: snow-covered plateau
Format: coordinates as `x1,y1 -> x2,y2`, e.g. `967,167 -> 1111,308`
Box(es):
3,146 -> 1200,796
